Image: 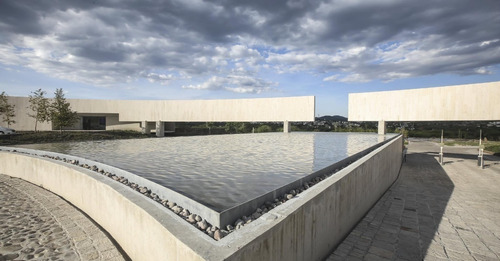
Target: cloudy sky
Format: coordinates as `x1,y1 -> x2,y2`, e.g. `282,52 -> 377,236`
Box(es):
1,0 -> 500,117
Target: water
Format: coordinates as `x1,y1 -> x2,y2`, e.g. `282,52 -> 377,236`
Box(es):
17,132 -> 395,211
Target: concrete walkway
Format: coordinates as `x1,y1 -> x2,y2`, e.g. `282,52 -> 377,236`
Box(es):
327,140 -> 500,261
0,174 -> 127,261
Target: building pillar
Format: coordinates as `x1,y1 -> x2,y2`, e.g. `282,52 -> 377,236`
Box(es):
156,121 -> 164,137
141,121 -> 151,134
378,120 -> 386,135
283,120 -> 291,133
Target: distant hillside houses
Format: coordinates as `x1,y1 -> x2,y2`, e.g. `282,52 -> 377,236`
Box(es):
487,122 -> 500,127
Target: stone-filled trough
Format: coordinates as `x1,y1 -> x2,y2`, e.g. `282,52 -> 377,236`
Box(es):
0,134 -> 403,260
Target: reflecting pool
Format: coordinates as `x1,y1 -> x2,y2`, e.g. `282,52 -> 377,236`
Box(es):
17,132 -> 395,211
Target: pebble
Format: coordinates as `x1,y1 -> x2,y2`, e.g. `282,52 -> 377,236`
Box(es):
214,230 -> 223,240
197,220 -> 208,230
286,194 -> 293,200
172,206 -> 183,214
194,215 -> 202,222
180,209 -> 190,217
167,201 -> 176,209
251,212 -> 261,219
187,214 -> 197,224
235,219 -> 244,227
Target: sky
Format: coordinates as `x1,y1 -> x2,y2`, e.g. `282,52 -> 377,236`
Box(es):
1,0 -> 500,117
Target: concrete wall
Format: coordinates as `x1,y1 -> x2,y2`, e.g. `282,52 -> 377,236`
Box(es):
4,96 -> 315,131
105,115 -> 141,131
0,135 -> 402,261
348,81 -> 500,121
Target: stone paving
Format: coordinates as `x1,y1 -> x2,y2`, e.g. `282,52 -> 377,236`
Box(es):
327,140 -> 500,261
0,174 -> 127,261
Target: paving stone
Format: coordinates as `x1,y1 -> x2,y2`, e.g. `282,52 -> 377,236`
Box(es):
368,246 -> 394,259
328,140 -> 500,261
0,175 -> 126,261
446,250 -> 475,261
364,253 -> 391,261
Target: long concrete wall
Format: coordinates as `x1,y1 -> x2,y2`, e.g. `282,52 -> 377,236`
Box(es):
348,81 -> 500,121
0,135 -> 402,260
4,96 -> 315,131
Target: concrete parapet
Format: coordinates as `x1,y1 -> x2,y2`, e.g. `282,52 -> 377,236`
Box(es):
0,135 -> 402,261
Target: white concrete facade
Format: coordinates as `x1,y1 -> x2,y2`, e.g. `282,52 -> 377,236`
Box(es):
348,81 -> 500,122
4,96 -> 315,133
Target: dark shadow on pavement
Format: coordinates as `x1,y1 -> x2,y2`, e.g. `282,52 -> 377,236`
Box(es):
327,142 -> 456,260
389,151 -> 455,260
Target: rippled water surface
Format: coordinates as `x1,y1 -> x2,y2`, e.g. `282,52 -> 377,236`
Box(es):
18,132 -> 395,211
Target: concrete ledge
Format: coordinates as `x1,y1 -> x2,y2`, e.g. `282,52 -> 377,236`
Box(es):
0,135 -> 402,260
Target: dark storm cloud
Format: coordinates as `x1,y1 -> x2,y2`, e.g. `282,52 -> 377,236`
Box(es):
1,0 -> 499,89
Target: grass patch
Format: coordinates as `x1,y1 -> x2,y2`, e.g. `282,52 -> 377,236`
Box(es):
485,144 -> 500,156
0,130 -> 151,146
442,140 -> 500,156
443,140 -> 481,146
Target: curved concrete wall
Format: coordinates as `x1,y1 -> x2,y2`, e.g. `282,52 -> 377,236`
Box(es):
348,81 -> 500,121
0,135 -> 402,261
5,96 -> 315,131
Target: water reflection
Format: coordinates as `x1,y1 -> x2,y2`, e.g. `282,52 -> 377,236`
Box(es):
17,132 -> 394,211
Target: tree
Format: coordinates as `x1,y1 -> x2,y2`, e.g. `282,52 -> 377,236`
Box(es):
28,88 -> 51,131
3,104 -> 16,127
0,91 -> 7,115
255,124 -> 272,133
206,122 -> 215,135
224,122 -> 247,134
0,91 -> 8,115
50,88 -> 79,133
0,91 -> 16,127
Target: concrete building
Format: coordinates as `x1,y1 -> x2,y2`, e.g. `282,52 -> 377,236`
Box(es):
348,81 -> 500,134
4,96 -> 316,135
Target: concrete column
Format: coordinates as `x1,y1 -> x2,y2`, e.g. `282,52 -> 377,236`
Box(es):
156,121 -> 164,137
378,120 -> 386,135
141,121 -> 151,134
283,121 -> 291,133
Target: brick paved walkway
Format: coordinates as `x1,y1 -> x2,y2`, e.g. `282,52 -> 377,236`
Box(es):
327,140 -> 500,261
0,174 -> 127,261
